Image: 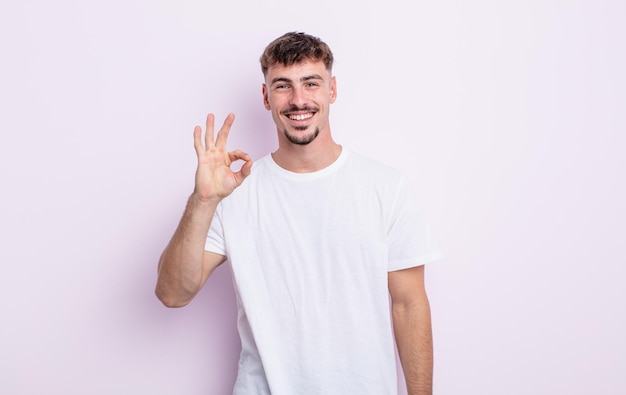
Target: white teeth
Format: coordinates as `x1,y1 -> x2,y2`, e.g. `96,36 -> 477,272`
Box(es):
289,113 -> 313,121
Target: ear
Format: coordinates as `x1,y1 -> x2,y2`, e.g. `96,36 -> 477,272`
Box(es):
262,83 -> 271,110
329,76 -> 337,104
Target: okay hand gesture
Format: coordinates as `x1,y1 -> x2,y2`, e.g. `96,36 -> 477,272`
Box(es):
193,113 -> 252,202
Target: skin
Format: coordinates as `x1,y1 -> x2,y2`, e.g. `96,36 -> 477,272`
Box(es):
155,113 -> 252,307
389,265 -> 434,395
262,60 -> 341,172
155,59 -> 433,393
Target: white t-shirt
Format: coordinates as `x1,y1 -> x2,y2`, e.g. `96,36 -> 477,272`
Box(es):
205,148 -> 441,395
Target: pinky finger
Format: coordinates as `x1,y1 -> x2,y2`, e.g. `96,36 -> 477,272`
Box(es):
193,125 -> 204,155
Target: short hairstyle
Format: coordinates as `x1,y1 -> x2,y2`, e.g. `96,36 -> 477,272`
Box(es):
260,32 -> 334,76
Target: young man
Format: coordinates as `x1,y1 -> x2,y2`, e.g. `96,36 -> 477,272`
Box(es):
156,32 -> 441,395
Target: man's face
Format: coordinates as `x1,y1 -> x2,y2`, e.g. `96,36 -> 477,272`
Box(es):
263,60 -> 337,146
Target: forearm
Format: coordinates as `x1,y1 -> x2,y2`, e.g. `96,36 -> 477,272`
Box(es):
393,297 -> 433,395
155,193 -> 219,307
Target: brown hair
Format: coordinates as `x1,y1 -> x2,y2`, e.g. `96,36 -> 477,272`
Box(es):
260,32 -> 334,76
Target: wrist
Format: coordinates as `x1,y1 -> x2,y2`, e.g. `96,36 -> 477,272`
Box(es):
189,191 -> 221,207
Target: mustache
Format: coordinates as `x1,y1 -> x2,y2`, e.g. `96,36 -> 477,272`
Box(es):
281,105 -> 318,114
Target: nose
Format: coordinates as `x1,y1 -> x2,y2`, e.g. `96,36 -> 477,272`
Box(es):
288,86 -> 307,108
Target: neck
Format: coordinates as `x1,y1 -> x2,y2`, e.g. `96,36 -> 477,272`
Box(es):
272,134 -> 342,173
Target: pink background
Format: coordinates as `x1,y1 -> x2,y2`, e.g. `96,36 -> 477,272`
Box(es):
1,0 -> 624,394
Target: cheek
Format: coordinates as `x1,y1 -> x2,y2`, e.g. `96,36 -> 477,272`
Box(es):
270,95 -> 291,111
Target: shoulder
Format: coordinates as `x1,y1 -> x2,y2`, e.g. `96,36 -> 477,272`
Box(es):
342,148 -> 407,184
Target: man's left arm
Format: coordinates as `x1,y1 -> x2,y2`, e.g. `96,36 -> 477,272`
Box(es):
388,264 -> 433,395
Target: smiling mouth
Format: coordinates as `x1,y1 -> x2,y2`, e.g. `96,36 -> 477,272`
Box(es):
283,106 -> 318,122
287,113 -> 314,121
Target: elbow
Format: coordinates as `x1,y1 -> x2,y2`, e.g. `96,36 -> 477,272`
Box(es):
155,286 -> 192,308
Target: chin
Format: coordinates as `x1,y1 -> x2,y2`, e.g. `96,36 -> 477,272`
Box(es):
284,127 -> 320,145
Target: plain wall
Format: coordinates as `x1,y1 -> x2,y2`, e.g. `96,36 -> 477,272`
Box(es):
1,0 -> 624,394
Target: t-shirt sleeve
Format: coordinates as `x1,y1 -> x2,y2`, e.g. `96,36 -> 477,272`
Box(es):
387,176 -> 442,271
205,207 -> 227,256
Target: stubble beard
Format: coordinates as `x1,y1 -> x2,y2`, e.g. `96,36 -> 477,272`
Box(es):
283,126 -> 320,145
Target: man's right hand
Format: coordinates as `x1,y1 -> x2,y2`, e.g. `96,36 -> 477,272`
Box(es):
193,113 -> 253,202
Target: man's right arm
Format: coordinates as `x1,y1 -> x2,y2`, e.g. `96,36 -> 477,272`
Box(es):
155,113 -> 252,307
155,193 -> 225,307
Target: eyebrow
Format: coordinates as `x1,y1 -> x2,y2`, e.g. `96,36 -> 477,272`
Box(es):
270,74 -> 325,85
